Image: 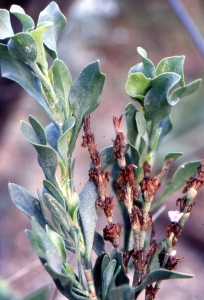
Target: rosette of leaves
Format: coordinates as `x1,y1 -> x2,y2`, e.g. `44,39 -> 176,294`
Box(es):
125,47 -> 201,161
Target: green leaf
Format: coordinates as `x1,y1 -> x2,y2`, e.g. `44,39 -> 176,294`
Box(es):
30,217 -> 57,260
8,183 -> 46,229
38,1 -> 66,58
0,44 -> 53,120
155,56 -> 185,86
93,253 -> 107,298
102,260 -> 116,300
115,252 -> 130,286
125,72 -> 151,100
46,225 -> 66,263
58,117 -> 75,160
0,9 -> 14,39
79,181 -> 98,267
45,122 -> 60,151
139,136 -> 146,155
30,22 -> 52,73
51,59 -> 72,117
163,152 -> 183,164
136,111 -> 146,137
69,192 -> 80,219
128,143 -> 140,166
29,115 -> 47,145
43,179 -> 65,207
134,269 -> 193,293
43,193 -> 76,242
107,285 -> 134,300
170,79 -> 202,103
22,285 -> 49,300
124,102 -> 138,146
10,5 -> 35,32
144,72 -> 181,125
99,146 -> 115,170
151,160 -> 200,210
101,255 -> 110,275
93,231 -> 105,256
68,60 -> 105,156
129,47 -> 155,79
21,120 -> 58,186
8,33 -> 37,63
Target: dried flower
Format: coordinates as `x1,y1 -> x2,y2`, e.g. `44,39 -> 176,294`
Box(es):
168,210 -> 183,222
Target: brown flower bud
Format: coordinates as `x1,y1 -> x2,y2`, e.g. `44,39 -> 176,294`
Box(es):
103,223 -> 122,251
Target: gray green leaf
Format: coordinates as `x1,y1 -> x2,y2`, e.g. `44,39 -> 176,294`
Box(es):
43,179 -> 65,207
58,117 -> 75,160
124,102 -> 138,146
151,160 -> 200,211
68,60 -> 105,156
134,269 -> 193,292
155,56 -> 185,86
170,79 -> 202,103
10,5 -> 35,32
0,44 -> 53,120
8,32 -> 37,63
129,47 -> 155,79
0,9 -> 14,39
46,225 -> 66,263
51,59 -> 72,117
107,285 -> 134,300
99,146 -> 115,170
102,259 -> 116,300
125,72 -> 151,100
136,111 -> 146,137
21,120 -> 58,186
79,181 -> 98,267
21,285 -> 49,300
29,115 -> 47,145
8,183 -> 46,229
38,1 -> 66,58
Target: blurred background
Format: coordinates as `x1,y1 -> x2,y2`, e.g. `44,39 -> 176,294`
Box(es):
0,0 -> 204,299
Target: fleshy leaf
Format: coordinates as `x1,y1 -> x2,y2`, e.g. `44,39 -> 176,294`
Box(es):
144,72 -> 181,124
58,117 -> 75,160
30,217 -> 57,260
46,225 -> 66,263
79,181 -> 98,267
51,58 -> 72,117
125,72 -> 151,100
136,111 -> 146,137
124,102 -> 138,146
30,22 -> 52,73
129,47 -> 155,79
45,122 -> 60,151
8,183 -> 46,229
93,253 -> 107,298
163,152 -> 183,164
10,5 -> 35,32
134,269 -> 193,293
155,56 -> 185,87
68,60 -> 105,156
170,79 -> 202,103
29,115 -> 47,145
102,259 -> 116,300
99,146 -> 115,170
43,179 -> 65,207
8,32 -> 37,63
21,120 -> 58,186
0,44 -> 53,120
38,1 -> 66,58
0,9 -> 14,39
107,285 -> 134,300
151,160 -> 200,210
115,252 -> 130,286
43,193 -> 76,242
93,231 -> 105,256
